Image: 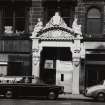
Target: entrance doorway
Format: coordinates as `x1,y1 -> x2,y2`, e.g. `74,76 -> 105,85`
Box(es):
40,47 -> 73,92
40,47 -> 56,84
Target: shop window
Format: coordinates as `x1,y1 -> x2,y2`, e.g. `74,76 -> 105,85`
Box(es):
86,8 -> 102,36
44,60 -> 54,69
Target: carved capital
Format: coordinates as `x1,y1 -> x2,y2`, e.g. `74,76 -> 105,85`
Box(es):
73,58 -> 80,67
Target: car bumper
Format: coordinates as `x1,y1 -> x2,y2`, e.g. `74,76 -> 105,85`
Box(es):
83,90 -> 92,97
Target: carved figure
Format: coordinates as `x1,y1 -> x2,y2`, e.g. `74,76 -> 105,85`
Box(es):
72,17 -> 82,35
32,18 -> 43,37
51,12 -> 61,26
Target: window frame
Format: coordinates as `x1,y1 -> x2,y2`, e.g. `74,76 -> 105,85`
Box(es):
0,5 -> 29,34
86,7 -> 103,37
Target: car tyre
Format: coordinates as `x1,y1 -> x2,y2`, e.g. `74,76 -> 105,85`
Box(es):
47,91 -> 57,100
96,92 -> 105,102
5,90 -> 13,99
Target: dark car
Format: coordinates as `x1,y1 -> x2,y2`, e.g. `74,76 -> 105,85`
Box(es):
0,77 -> 64,100
84,80 -> 105,101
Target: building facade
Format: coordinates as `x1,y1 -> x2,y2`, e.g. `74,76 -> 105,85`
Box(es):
0,0 -> 32,77
0,0 -> 105,94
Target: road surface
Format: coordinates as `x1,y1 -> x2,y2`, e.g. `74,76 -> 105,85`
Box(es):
0,98 -> 104,105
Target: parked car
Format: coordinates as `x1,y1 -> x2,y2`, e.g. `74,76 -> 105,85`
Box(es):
84,80 -> 105,101
0,77 -> 64,100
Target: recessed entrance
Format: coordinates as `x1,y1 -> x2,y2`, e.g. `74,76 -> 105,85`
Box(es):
40,47 -> 73,92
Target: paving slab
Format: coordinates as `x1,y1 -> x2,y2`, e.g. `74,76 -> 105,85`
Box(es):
59,93 -> 92,100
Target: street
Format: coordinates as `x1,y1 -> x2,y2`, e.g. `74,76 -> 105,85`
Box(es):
0,98 -> 104,105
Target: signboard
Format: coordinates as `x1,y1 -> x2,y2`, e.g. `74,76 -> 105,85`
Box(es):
44,60 -> 54,69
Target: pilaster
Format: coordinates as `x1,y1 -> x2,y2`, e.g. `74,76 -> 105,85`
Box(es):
71,38 -> 81,94
103,3 -> 105,34
31,37 -> 43,83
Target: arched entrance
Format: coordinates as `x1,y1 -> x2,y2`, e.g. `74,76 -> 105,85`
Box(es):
40,47 -> 73,92
31,12 -> 83,94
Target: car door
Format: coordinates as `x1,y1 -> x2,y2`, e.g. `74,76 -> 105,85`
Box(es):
35,84 -> 49,96
21,84 -> 39,97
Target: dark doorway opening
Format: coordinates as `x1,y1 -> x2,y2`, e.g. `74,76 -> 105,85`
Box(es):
40,47 -> 72,84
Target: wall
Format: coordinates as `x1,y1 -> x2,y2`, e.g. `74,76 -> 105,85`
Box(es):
29,0 -> 43,32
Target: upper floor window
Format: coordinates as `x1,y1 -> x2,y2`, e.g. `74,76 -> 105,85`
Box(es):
86,8 -> 102,36
43,1 -> 75,27
61,7 -> 74,27
2,6 -> 26,33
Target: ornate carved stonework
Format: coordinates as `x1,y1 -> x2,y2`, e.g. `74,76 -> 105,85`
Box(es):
72,17 -> 82,35
4,26 -> 13,34
51,12 -> 62,26
31,18 -> 43,38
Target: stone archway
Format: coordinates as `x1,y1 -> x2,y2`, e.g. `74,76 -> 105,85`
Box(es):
40,47 -> 73,93
31,12 -> 84,94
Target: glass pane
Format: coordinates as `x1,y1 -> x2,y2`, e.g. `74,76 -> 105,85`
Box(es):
87,18 -> 101,34
15,7 -> 25,17
61,8 -> 70,17
47,8 -> 56,21
3,18 -> 13,26
88,8 -> 101,18
15,19 -> 25,32
2,7 -> 13,18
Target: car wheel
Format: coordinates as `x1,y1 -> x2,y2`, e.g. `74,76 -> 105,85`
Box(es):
96,93 -> 105,102
5,90 -> 13,99
48,91 -> 57,100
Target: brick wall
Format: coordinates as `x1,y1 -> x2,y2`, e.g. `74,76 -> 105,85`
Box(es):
75,1 -> 86,35
77,0 -> 105,37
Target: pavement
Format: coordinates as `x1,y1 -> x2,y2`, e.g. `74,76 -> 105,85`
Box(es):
59,93 -> 92,100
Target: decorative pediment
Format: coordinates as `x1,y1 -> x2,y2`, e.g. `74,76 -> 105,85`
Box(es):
31,12 -> 82,40
43,12 -> 70,29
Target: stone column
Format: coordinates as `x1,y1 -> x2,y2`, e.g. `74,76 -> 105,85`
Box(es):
72,58 -> 80,94
31,38 -> 42,83
30,18 -> 43,82
71,38 -> 81,94
32,38 -> 39,77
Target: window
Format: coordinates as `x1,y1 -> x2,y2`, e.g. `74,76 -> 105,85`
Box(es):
61,7 -> 74,27
44,1 -> 75,27
86,8 -> 102,36
1,6 -> 27,33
